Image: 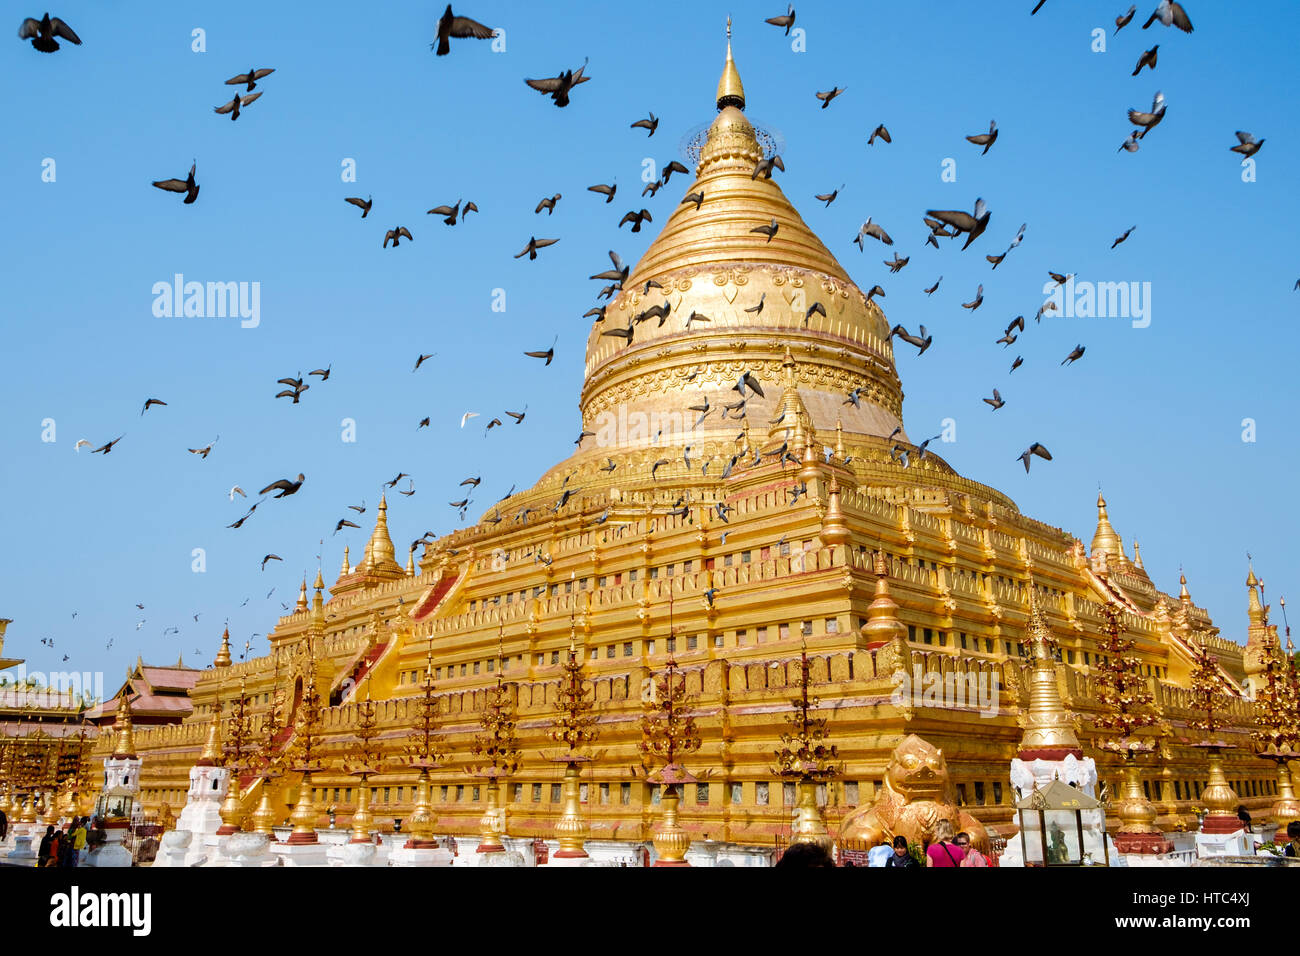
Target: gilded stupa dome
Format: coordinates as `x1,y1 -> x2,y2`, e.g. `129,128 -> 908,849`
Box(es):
579,35 -> 905,449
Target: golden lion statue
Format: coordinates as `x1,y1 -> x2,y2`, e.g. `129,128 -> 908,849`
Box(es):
839,734 -> 989,853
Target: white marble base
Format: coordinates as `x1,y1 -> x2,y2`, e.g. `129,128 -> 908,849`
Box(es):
153,830 -> 192,867
1196,829 -> 1253,858
388,845 -> 453,867
6,834 -> 34,863
226,832 -> 275,867
271,841 -> 329,867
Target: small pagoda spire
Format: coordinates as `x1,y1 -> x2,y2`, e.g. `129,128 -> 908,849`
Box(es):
860,550 -> 906,645
112,695 -> 136,759
213,626 -> 232,668
295,577 -> 309,612
1247,561 -> 1265,625
341,545 -> 351,577
1091,491 -> 1127,569
197,707 -> 222,767
1131,540 -> 1145,571
716,16 -> 745,111
1179,571 -> 1191,603
1019,586 -> 1082,758
820,476 -> 849,546
834,418 -> 845,460
361,493 -> 402,576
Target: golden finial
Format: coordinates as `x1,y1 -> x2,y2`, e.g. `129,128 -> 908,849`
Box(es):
716,18 -> 745,111
340,545 -> 350,577
1131,540 -> 1144,571
1179,571 -> 1191,602
296,578 -> 308,611
1091,490 -> 1126,567
835,418 -> 845,460
213,626 -> 232,668
313,567 -> 324,591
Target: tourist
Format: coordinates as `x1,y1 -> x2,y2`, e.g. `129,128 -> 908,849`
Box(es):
867,836 -> 893,867
885,835 -> 918,868
0,805 -> 8,840
774,842 -> 835,868
1237,805 -> 1252,832
58,823 -> 76,867
45,827 -> 63,867
37,825 -> 55,867
72,817 -> 88,865
1283,821 -> 1300,857
925,820 -> 966,867
956,831 -> 988,867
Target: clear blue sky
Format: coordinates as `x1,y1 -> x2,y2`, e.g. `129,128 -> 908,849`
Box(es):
2,1 -> 1297,689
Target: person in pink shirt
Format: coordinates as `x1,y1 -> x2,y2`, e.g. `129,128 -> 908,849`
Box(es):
925,820 -> 966,867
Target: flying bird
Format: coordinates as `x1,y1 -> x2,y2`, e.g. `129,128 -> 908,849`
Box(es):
681,190 -> 704,210
260,474 -> 305,498
751,155 -> 785,181
854,218 -> 893,247
152,163 -> 200,204
1119,131 -> 1142,153
1017,443 -> 1053,473
515,236 -> 559,259
630,112 -> 658,136
1142,0 -> 1193,32
524,58 -> 591,108
814,186 -> 843,206
385,473 -> 409,488
260,554 -> 282,571
750,219 -> 779,242
884,253 -> 909,274
766,4 -> 796,34
744,292 -> 766,315
1128,91 -> 1166,137
983,389 -> 1005,410
188,439 -> 218,459
226,67 -> 274,91
1115,5 -> 1137,32
525,336 -> 557,365
815,87 -> 846,109
923,277 -> 942,295
1127,41 -> 1161,75
1061,344 -> 1086,365
619,209 -> 652,232
1230,131 -> 1265,158
345,196 -> 373,218
140,398 -> 167,415
383,226 -> 413,247
925,198 -> 990,249
961,285 -> 984,310
804,301 -> 826,326
413,352 -> 436,372
460,411 -> 479,428
91,436 -> 124,454
966,120 -> 998,154
1112,226 -> 1137,248
427,199 -> 477,225
432,5 -> 495,55
588,183 -> 617,203
74,439 -> 90,452
890,325 -> 932,355
868,124 -> 891,146
642,180 -> 663,197
214,90 -> 262,121
229,485 -> 245,500
18,13 -> 80,52
535,193 -> 561,215
661,160 -> 690,184
1010,356 -> 1023,373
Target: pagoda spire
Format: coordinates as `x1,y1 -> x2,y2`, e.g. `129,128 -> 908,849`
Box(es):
295,577 -> 308,612
197,707 -> 222,767
340,545 -> 351,578
1247,562 -> 1265,625
716,16 -> 745,111
860,550 -> 906,645
361,493 -> 403,577
213,626 -> 232,668
1018,587 -> 1082,758
1091,491 -> 1127,570
112,695 -> 136,759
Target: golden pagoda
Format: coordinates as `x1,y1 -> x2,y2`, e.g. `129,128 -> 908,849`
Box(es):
100,27 -> 1288,859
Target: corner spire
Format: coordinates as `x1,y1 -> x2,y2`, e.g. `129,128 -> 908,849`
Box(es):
213,626 -> 232,668
716,18 -> 745,111
112,695 -> 136,759
860,551 -> 906,645
1019,585 -> 1082,758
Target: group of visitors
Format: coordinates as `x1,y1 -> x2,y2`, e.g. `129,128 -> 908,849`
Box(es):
36,817 -> 94,867
775,818 -> 994,868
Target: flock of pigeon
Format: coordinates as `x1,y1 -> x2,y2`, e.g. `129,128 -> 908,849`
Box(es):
16,1 -> 1276,659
